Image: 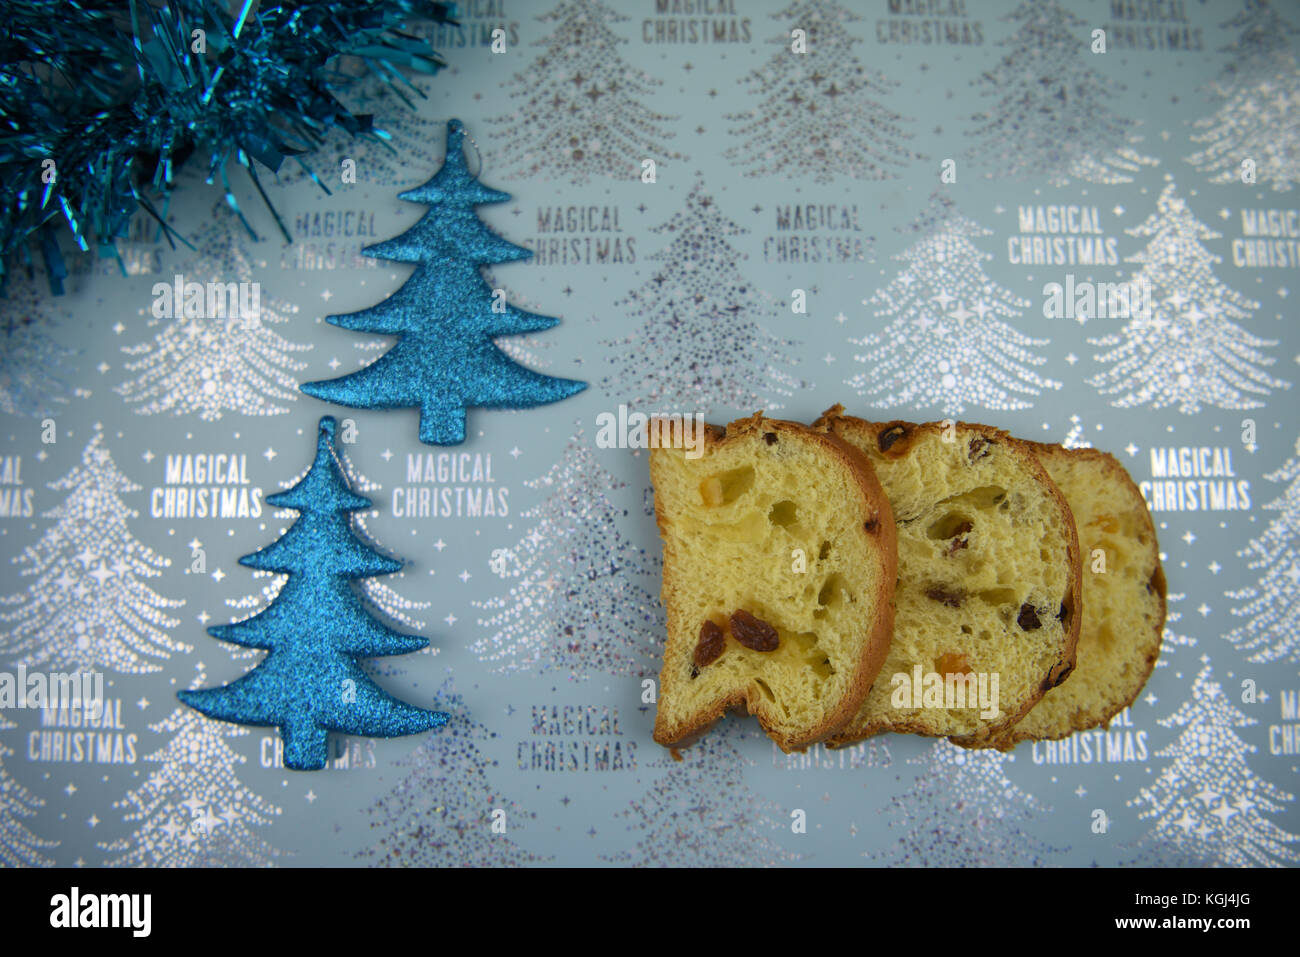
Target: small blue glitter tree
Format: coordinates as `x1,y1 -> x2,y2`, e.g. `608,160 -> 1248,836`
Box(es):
179,417 -> 447,771
302,119 -> 586,445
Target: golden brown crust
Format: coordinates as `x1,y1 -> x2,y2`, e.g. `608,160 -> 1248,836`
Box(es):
985,442 -> 1166,750
812,408 -> 1083,750
650,411 -> 897,753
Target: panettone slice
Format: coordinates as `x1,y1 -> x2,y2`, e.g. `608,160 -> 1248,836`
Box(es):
991,444 -> 1165,749
815,407 -> 1081,748
650,412 -> 897,753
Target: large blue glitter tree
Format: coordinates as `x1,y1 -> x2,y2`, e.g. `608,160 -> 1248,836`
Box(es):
179,417 -> 448,770
302,119 -> 586,445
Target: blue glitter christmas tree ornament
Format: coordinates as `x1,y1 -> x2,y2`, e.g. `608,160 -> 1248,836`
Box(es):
302,119 -> 587,445
178,417 -> 448,771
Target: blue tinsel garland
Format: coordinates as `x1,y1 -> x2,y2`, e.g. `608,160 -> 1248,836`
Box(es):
0,0 -> 457,295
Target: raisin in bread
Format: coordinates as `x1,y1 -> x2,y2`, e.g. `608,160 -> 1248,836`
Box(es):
991,445 -> 1165,748
814,407 -> 1081,748
650,412 -> 897,752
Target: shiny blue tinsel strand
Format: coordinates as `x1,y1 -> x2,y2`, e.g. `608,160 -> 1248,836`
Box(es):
0,0 -> 458,295
301,119 -> 587,445
179,416 -> 448,771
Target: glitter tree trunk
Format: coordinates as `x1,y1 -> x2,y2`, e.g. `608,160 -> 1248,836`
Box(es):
1225,436 -> 1300,663
1088,182 -> 1290,413
1126,663 -> 1300,867
301,120 -> 585,446
601,182 -> 802,413
116,226 -> 312,420
490,0 -> 682,183
1186,1 -> 1300,192
726,0 -> 921,182
872,740 -> 1062,867
968,0 -> 1157,185
0,715 -> 58,867
603,725 -> 796,867
471,431 -> 662,678
847,195 -> 1060,416
0,431 -> 188,674
99,687 -> 281,867
356,683 -> 547,866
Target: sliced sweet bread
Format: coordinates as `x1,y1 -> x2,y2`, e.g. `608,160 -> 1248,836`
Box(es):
650,412 -> 897,752
991,444 -> 1165,748
814,407 -> 1082,748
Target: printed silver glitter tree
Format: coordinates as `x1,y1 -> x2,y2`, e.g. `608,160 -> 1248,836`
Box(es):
968,0 -> 1157,185
116,225 -> 312,420
726,0 -> 921,182
357,682 -> 547,867
1089,182 -> 1290,413
603,724 -> 797,867
490,0 -> 682,183
471,431 -> 662,678
100,673 -> 281,867
1127,662 -> 1300,867
1186,1 -> 1300,192
1061,414 -> 1094,449
601,183 -> 802,413
286,76 -> 446,190
1225,435 -> 1300,663
0,430 -> 187,674
871,740 -> 1063,867
0,322 -> 77,418
847,195 -> 1060,416
0,280 -> 81,417
0,714 -> 57,867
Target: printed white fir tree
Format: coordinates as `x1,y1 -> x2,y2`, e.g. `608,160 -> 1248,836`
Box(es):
968,1 -> 1157,185
1187,1 -> 1300,192
1225,435 -> 1300,663
99,671 -> 281,867
1089,182 -> 1290,413
847,194 -> 1060,416
1153,591 -> 1198,668
0,714 -> 58,867
603,723 -> 797,867
0,430 -> 187,674
357,682 -> 547,866
725,0 -> 921,182
116,223 -> 311,420
1127,661 -> 1300,867
871,740 -> 1063,866
471,430 -> 662,678
490,0 -> 681,183
1061,414 -> 1093,449
601,183 -> 802,412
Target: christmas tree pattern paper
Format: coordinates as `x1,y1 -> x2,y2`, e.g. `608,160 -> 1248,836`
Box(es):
0,0 -> 1293,868
0,430 -> 187,674
846,194 -> 1061,415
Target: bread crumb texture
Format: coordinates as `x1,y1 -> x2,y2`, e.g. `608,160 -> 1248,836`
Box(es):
827,418 -> 1077,744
